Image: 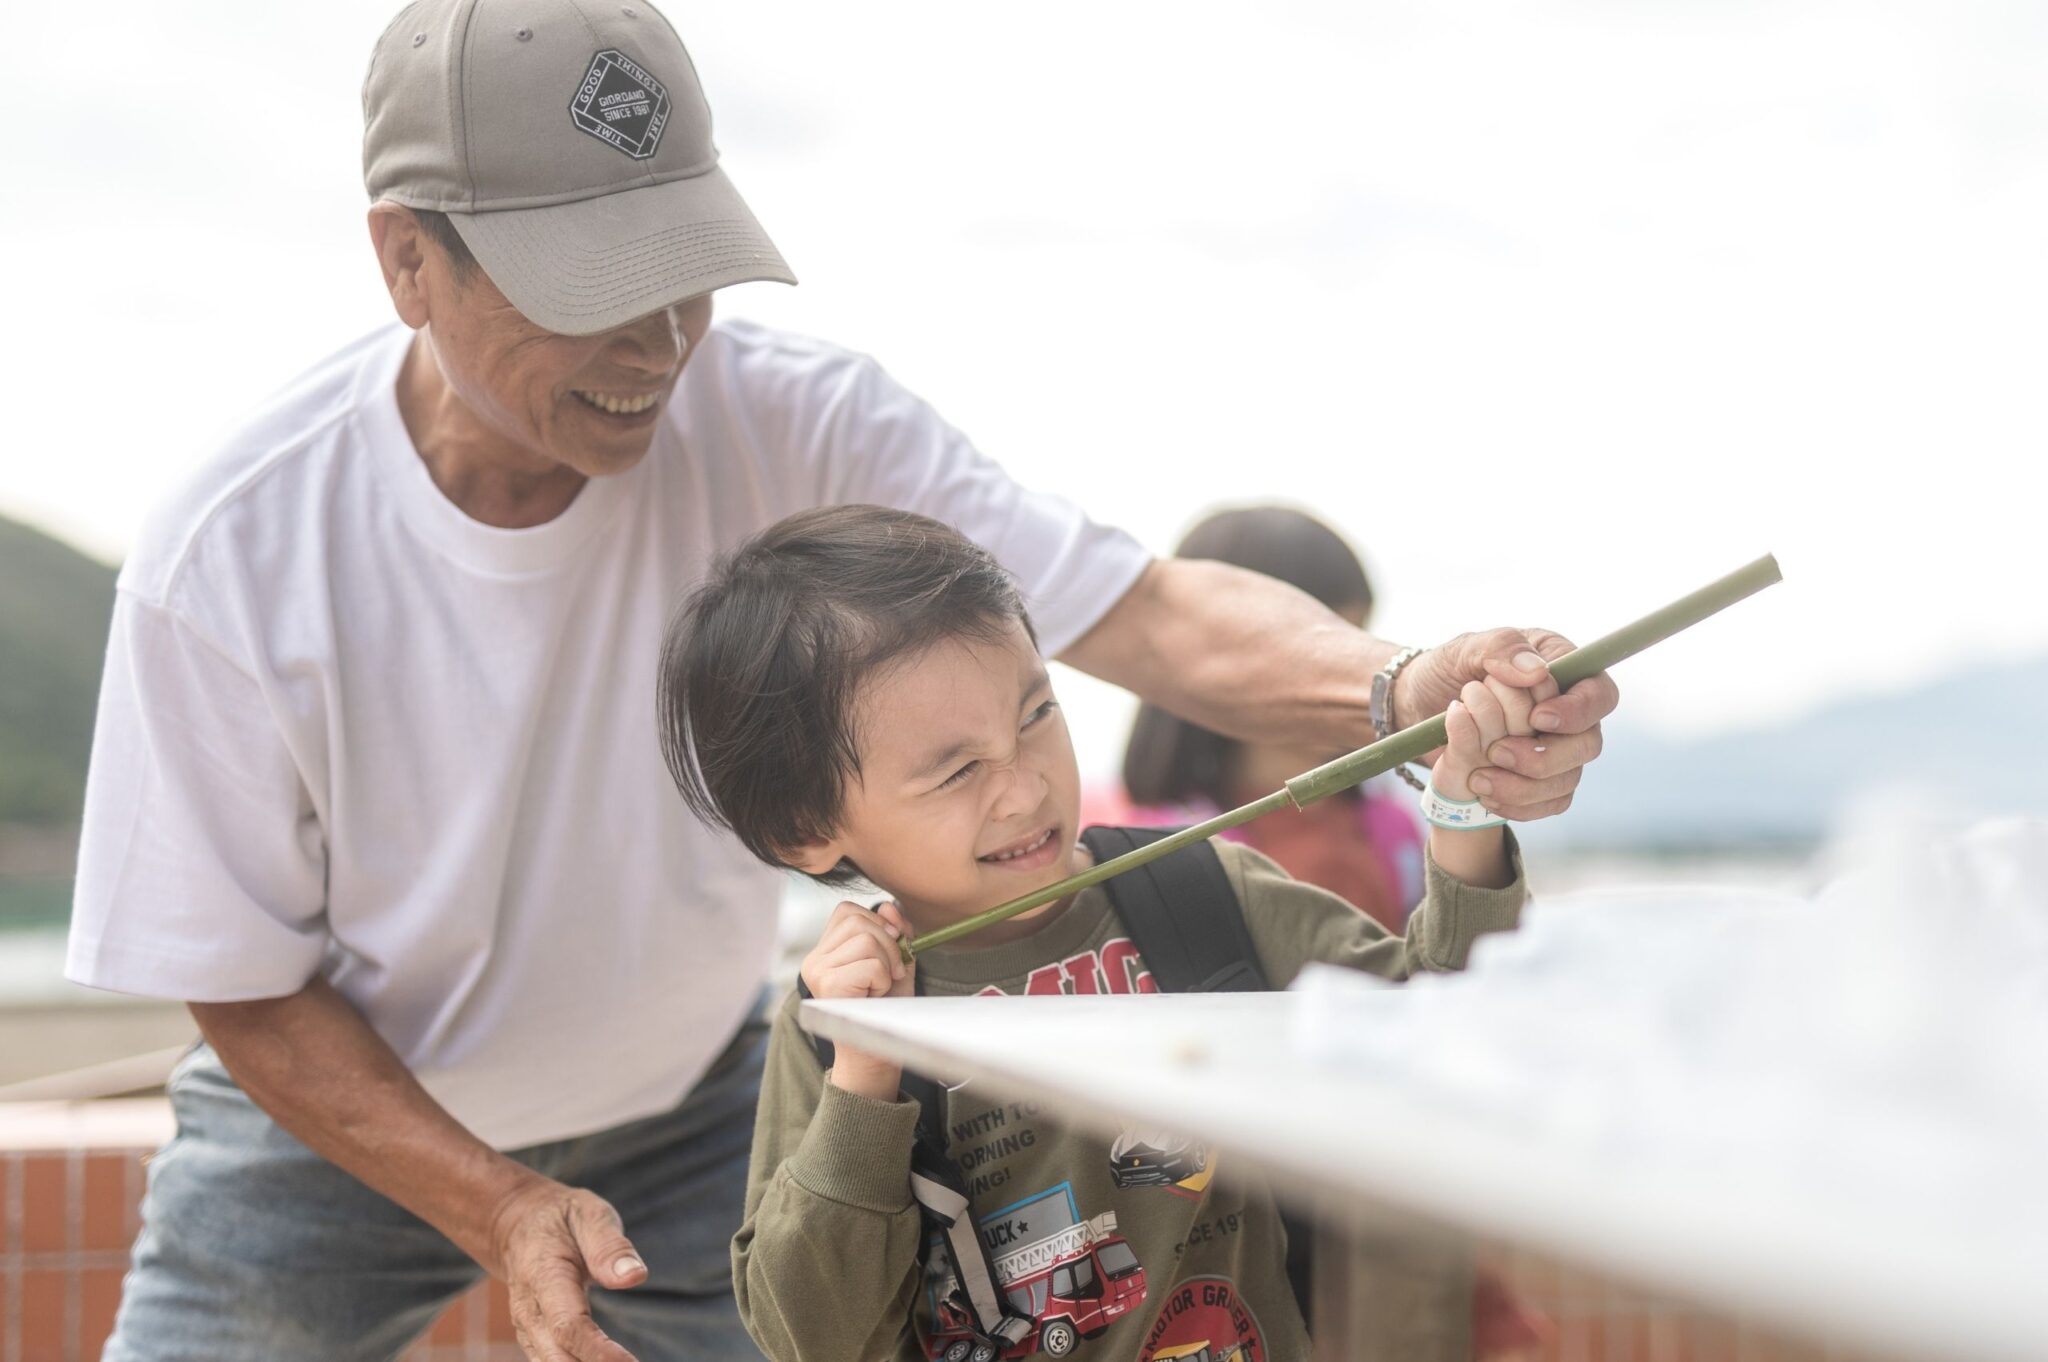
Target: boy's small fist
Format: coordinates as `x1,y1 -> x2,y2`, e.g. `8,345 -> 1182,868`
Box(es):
1434,675 -> 1539,803
802,901 -> 916,1100
801,900 -> 917,1002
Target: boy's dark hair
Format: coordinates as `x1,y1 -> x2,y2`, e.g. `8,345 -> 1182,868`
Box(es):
1124,506 -> 1372,808
658,505 -> 1035,886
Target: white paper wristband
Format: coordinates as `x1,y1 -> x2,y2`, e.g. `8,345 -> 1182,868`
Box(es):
1419,773 -> 1508,831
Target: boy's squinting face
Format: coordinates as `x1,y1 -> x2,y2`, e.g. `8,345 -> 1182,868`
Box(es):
791,620 -> 1084,935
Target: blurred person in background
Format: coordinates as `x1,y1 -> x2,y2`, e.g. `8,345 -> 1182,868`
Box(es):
1093,505 -> 1548,1357
1097,506 -> 1425,932
62,2 -> 1616,1360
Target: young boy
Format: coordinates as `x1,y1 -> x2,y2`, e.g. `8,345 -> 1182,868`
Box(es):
658,505 -> 1540,1362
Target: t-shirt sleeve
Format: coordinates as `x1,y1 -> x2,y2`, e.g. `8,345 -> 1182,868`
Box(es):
65,592 -> 329,1001
812,353 -> 1154,657
1221,837 -> 1527,989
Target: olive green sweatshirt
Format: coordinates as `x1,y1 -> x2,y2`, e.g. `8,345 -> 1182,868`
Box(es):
734,835 -> 1526,1362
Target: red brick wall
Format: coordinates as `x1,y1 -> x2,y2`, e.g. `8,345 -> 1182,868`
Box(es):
0,1146 -> 521,1362
3,1143 -> 1850,1362
4,1151 -> 138,1362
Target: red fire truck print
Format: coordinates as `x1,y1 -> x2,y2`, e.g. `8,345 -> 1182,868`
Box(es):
923,1182 -> 1148,1360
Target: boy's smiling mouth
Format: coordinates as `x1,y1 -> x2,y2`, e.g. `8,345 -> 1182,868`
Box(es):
979,824 -> 1060,869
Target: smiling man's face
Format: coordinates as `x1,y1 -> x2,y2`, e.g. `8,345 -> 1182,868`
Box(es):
414,237 -> 714,481
791,620 -> 1087,938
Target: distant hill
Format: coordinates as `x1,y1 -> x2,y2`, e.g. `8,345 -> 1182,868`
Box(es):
0,516 -> 116,825
1519,651 -> 2048,851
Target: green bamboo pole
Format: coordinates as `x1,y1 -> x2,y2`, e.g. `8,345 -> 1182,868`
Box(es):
905,552 -> 1782,960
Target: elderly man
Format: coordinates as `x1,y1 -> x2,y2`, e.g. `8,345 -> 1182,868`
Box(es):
66,1 -> 1614,1359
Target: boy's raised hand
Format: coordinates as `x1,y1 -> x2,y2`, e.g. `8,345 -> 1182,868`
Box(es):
1425,675 -> 1538,889
802,900 -> 915,1000
1397,632 -> 1606,820
801,901 -> 915,1100
1433,674 -> 1541,805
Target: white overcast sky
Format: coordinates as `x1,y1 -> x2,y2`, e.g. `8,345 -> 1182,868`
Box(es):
1,0 -> 2041,775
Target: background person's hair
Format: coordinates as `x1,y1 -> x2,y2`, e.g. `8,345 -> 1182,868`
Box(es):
657,504 -> 1035,887
1122,505 -> 1373,808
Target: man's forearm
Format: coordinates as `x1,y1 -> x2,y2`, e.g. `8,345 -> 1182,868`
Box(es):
1059,558 -> 1397,750
189,978 -> 539,1271
1061,555 -> 1619,821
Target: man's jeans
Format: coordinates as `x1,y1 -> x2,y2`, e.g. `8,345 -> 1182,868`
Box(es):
103,1002 -> 771,1362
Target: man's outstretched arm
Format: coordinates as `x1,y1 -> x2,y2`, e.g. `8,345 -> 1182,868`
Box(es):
1057,558 -> 1618,820
190,980 -> 648,1362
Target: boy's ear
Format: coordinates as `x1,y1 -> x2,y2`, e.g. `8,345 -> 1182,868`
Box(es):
783,834 -> 850,878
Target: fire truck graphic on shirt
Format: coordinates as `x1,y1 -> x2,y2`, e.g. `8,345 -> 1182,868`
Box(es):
923,1182 -> 1148,1360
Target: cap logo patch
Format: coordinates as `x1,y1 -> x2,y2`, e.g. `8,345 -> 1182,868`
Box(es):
569,49 -> 670,159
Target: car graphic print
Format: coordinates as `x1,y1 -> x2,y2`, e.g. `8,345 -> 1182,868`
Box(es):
923,1182 -> 1148,1360
1107,1129 -> 1212,1194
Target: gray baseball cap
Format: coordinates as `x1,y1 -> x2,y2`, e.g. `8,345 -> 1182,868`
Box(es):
363,0 -> 795,335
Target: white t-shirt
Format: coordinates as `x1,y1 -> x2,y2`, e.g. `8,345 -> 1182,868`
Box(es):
67,320 -> 1149,1150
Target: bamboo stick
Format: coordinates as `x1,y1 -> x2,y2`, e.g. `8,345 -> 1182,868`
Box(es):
904,553 -> 1782,959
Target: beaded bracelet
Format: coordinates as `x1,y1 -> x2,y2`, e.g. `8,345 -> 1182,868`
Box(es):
1369,645 -> 1429,791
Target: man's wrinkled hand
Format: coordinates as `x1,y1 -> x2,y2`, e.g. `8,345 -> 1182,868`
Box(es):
1392,627 -> 1618,821
489,1175 -> 647,1362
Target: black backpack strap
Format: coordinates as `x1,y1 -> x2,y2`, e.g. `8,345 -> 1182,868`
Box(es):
793,975 -> 839,1072
1078,825 -> 1270,993
1076,826 -> 1314,1320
